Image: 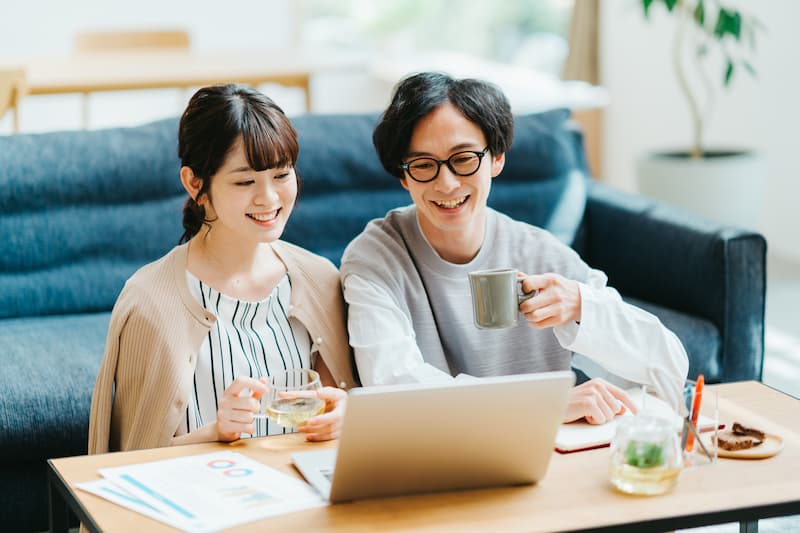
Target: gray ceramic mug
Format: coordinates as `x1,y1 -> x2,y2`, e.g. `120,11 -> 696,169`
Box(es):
468,268 -> 537,329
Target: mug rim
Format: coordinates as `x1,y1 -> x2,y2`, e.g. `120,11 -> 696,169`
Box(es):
469,267 -> 517,276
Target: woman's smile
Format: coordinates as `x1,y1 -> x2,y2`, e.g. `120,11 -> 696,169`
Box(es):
246,209 -> 281,226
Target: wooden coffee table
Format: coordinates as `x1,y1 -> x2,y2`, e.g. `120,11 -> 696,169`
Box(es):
49,381 -> 800,532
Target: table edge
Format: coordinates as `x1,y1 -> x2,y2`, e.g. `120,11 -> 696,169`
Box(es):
47,458 -> 102,533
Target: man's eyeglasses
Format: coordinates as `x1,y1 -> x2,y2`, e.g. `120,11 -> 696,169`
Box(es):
399,146 -> 490,183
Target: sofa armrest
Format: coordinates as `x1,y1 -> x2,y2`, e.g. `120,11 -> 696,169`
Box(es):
578,180 -> 766,382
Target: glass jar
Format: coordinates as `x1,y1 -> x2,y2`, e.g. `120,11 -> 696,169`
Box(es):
609,415 -> 683,495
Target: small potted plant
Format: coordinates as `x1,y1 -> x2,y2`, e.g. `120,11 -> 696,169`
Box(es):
635,0 -> 766,230
609,415 -> 683,495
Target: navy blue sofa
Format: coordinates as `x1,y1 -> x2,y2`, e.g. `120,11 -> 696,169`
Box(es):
0,110 -> 765,531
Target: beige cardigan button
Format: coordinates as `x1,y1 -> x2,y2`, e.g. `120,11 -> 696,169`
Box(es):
315,336 -> 323,346
339,381 -> 347,388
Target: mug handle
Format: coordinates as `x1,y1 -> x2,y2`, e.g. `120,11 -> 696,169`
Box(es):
516,278 -> 538,305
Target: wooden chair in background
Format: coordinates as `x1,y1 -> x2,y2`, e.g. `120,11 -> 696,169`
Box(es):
0,67 -> 26,133
74,29 -> 190,52
73,29 -> 191,127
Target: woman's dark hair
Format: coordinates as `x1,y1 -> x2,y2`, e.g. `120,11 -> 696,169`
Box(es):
177,84 -> 299,243
373,72 -> 514,179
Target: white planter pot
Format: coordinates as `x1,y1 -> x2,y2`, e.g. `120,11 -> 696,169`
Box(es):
637,150 -> 767,231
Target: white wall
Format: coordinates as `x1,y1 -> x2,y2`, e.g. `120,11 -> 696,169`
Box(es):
0,0 -> 386,132
601,0 -> 800,261
0,0 -> 296,56
0,0 -> 312,132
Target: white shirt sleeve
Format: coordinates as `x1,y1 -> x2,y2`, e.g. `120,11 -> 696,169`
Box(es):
343,273 -> 454,386
553,269 -> 689,409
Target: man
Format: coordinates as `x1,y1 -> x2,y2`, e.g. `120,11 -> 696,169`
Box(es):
340,72 -> 688,423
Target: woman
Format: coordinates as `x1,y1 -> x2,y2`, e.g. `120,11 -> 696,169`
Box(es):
89,84 -> 356,453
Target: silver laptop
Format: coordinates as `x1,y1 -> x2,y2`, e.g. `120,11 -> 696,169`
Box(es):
292,370 -> 574,502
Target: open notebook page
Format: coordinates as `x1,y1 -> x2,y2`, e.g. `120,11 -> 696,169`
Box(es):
555,387 -> 717,453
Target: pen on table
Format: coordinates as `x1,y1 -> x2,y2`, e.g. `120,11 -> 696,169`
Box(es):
685,374 -> 704,452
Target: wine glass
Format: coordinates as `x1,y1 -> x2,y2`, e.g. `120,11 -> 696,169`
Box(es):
256,369 -> 324,428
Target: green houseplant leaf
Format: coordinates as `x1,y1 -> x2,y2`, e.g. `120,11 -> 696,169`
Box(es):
640,0 -> 762,158
692,0 -> 704,26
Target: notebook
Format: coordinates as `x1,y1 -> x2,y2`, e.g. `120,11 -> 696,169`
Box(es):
554,387 -> 720,453
292,371 -> 574,502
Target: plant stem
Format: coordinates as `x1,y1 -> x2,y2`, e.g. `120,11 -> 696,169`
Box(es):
673,0 -> 704,158
694,24 -> 715,155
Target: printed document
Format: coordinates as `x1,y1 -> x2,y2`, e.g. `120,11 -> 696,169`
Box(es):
76,451 -> 326,532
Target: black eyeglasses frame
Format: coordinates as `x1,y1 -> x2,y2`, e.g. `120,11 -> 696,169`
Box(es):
399,146 -> 490,183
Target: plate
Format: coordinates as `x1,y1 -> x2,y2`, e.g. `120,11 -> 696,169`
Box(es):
701,432 -> 784,459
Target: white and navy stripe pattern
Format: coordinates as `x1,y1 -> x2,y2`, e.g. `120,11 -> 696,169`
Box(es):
180,271 -> 313,438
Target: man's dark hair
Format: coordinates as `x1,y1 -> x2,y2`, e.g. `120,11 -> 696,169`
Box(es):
373,72 -> 514,179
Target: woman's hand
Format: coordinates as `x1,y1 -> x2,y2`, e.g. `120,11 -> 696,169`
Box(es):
297,386 -> 347,442
215,376 -> 268,442
564,378 -> 637,425
518,272 -> 582,328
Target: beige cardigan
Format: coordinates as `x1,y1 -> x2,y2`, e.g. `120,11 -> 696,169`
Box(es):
88,241 -> 357,454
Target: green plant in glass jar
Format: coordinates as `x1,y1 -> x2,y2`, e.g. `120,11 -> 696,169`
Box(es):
610,415 -> 683,495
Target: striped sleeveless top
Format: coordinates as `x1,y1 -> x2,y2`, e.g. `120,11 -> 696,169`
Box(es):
178,271 -> 313,438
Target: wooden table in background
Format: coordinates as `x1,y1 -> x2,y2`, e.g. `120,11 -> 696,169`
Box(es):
2,48 -> 364,121
49,382 -> 800,532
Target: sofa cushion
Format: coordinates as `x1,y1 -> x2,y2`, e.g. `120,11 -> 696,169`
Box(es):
500,109 -> 588,245
626,297 -> 722,382
0,118 -> 183,319
0,312 -> 109,462
284,188 -> 413,266
0,197 -> 184,319
488,170 -> 586,245
293,113 -> 391,196
0,118 -> 180,210
503,109 -> 586,177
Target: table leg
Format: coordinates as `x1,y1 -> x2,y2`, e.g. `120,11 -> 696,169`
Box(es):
49,477 -> 71,533
301,76 -> 311,112
740,520 -> 759,533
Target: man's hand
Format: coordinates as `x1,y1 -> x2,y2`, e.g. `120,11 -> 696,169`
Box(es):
518,272 -> 582,328
564,378 -> 637,425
